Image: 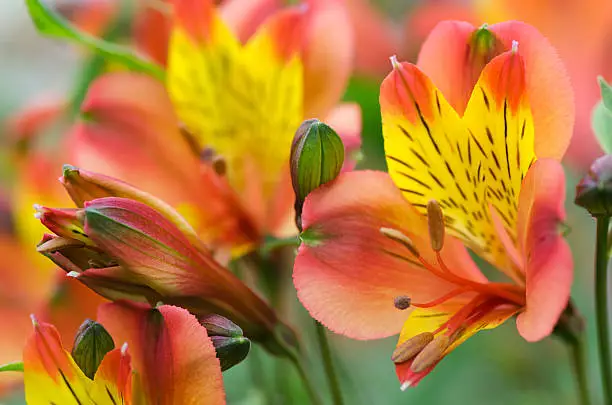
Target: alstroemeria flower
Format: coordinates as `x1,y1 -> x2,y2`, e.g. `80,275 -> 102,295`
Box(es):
68,0 -> 359,254
23,301 -> 225,404
294,32 -> 573,388
35,196 -> 282,348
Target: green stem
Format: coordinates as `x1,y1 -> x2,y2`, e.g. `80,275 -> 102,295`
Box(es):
596,216 -> 612,405
285,349 -> 323,405
569,334 -> 592,405
315,321 -> 344,405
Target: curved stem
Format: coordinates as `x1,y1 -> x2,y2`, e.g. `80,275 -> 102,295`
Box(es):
596,216 -> 612,405
315,321 -> 344,405
569,334 -> 592,405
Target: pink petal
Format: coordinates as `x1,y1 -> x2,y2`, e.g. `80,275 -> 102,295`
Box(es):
516,159 -> 572,341
293,171 -> 484,340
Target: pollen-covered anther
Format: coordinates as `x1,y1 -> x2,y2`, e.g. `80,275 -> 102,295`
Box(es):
393,295 -> 411,310
391,332 -> 434,364
426,200 -> 445,252
410,334 -> 452,373
380,227 -> 420,257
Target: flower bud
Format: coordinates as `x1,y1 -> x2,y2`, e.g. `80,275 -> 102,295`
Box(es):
575,154 -> 612,217
33,205 -> 91,245
199,314 -> 249,371
61,165 -> 201,245
210,336 -> 250,371
71,319 -> 115,379
290,119 -> 345,229
200,314 -> 244,337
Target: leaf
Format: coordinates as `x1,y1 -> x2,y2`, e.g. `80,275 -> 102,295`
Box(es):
599,76 -> 612,112
0,362 -> 24,373
25,0 -> 165,80
592,100 -> 612,154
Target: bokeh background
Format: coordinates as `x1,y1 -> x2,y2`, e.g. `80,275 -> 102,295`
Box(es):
1,0 -> 611,404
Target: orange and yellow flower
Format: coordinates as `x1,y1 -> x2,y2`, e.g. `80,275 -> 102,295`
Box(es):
67,0 -> 359,256
293,22 -> 573,388
23,301 -> 225,404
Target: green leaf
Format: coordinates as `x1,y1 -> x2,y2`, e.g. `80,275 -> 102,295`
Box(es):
593,100 -> 612,154
0,362 -> 24,373
599,76 -> 612,112
25,0 -> 164,80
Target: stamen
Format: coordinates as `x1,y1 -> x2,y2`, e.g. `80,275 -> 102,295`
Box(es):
410,334 -> 451,373
391,332 -> 434,364
410,288 -> 467,309
380,227 -> 420,257
427,200 -> 445,252
394,295 -> 411,310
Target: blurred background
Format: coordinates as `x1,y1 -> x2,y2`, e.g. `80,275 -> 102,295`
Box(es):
1,0 -> 611,404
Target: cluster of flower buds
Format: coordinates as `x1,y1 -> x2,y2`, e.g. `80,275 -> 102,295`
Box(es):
35,166 -> 292,353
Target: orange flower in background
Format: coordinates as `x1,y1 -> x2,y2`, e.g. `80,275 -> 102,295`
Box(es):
23,302 -> 225,404
67,0 -> 359,256
293,22 -> 573,388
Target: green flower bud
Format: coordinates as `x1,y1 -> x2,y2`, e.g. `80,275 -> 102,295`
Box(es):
575,154 -> 612,217
210,335 -> 251,371
71,319 -> 115,379
200,314 -> 250,371
290,119 -> 345,229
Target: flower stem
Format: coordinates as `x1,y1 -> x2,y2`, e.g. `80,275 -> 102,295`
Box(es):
315,321 -> 344,405
569,334 -> 592,405
286,349 -> 324,405
596,216 -> 612,405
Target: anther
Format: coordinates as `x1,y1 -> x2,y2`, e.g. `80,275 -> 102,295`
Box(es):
394,295 -> 411,310
380,227 -> 420,257
427,200 -> 445,252
410,334 -> 452,373
212,156 -> 227,176
391,332 -> 434,364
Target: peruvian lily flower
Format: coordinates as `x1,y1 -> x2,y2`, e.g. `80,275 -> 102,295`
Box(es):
23,301 -> 225,404
35,194 -> 283,349
67,0 -> 359,255
293,23 -> 573,388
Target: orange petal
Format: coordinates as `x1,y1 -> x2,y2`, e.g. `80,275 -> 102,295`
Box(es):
172,0 -> 216,44
133,0 -> 172,66
395,304 -> 517,388
302,0 -> 354,117
293,171 -> 484,340
23,319 -> 91,403
69,73 -> 258,250
515,159 -> 572,341
416,21 -> 487,114
89,347 -> 133,404
417,20 -> 574,160
490,21 -> 574,160
98,302 -> 226,404
220,0 -> 282,42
